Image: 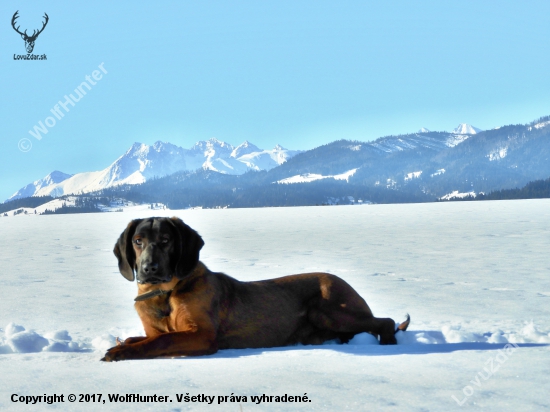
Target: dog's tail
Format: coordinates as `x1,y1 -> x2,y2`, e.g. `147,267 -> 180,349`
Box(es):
395,314 -> 410,334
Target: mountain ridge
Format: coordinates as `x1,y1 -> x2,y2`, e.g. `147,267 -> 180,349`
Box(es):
7,139 -> 301,201
6,115 -> 550,205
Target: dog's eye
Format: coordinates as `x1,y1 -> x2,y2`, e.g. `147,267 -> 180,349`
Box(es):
134,238 -> 143,246
161,238 -> 169,244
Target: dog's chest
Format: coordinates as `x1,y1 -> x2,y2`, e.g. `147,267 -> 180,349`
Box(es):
136,296 -> 198,335
136,297 -> 173,333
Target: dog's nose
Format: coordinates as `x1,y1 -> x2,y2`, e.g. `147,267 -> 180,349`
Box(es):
142,262 -> 159,274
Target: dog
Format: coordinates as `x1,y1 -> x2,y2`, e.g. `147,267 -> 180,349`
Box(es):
101,217 -> 410,361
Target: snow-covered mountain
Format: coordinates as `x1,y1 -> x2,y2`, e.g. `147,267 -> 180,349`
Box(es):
27,142 -> 191,199
230,141 -> 261,158
188,138 -> 249,174
7,115 -> 550,205
237,144 -> 300,171
184,139 -> 300,175
7,139 -> 301,201
9,171 -> 73,200
452,123 -> 482,134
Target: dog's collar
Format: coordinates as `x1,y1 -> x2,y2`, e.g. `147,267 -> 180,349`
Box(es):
134,288 -> 173,302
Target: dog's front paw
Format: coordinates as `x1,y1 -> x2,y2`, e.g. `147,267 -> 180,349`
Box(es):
101,345 -> 130,362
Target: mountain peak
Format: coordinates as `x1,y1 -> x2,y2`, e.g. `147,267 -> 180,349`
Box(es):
125,142 -> 147,156
231,141 -> 261,158
46,170 -> 73,181
152,140 -> 170,148
192,138 -> 233,151
418,127 -> 430,133
208,137 -> 228,146
452,124 -> 482,135
7,170 -> 73,201
151,141 -> 183,153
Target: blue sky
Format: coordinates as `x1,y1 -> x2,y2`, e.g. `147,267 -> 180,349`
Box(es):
1,1 -> 549,201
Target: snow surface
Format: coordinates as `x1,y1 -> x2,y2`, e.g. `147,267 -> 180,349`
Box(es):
276,169 -> 358,184
445,134 -> 471,147
439,190 -> 477,200
431,168 -> 446,177
1,199 -> 161,217
2,197 -> 77,216
528,120 -> 550,131
404,171 -> 422,181
1,200 -> 549,410
487,146 -> 508,161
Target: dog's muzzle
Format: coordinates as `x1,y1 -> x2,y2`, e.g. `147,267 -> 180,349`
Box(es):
137,262 -> 171,284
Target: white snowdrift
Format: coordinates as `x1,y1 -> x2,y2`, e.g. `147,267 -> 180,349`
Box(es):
2,320 -> 548,355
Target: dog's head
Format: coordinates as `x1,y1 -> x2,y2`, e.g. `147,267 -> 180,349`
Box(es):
113,217 -> 204,284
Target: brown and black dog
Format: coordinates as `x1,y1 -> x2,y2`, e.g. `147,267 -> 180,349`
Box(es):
101,217 -> 410,361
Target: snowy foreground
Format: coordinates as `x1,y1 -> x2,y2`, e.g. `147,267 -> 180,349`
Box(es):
1,200 -> 549,411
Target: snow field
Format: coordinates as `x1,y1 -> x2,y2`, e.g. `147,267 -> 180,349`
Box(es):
0,200 -> 549,410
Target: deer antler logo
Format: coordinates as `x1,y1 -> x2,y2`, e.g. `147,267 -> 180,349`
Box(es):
11,11 -> 49,54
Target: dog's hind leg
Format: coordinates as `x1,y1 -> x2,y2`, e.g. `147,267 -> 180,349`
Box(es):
305,274 -> 409,345
306,305 -> 398,344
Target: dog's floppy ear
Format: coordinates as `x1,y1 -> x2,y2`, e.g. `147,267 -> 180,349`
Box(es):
169,217 -> 204,279
113,219 -> 143,281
